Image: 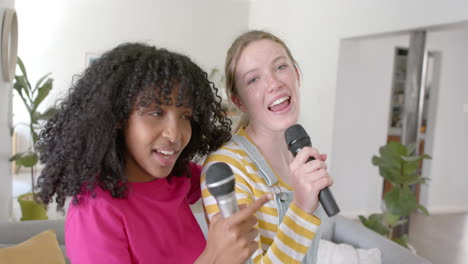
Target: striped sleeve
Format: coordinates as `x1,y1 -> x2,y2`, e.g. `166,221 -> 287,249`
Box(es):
201,142 -> 321,264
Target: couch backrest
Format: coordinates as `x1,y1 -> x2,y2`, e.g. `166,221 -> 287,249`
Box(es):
0,219 -> 65,245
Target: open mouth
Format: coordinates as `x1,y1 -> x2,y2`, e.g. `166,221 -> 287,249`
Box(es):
154,149 -> 176,159
268,96 -> 291,112
151,148 -> 179,167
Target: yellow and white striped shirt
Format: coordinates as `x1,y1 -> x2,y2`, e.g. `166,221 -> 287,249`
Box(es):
201,128 -> 321,263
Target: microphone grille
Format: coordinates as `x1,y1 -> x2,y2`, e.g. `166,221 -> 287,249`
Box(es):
285,124 -> 308,146
205,162 -> 235,197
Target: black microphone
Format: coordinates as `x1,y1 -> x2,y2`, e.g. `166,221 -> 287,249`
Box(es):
205,162 -> 239,218
285,124 -> 340,217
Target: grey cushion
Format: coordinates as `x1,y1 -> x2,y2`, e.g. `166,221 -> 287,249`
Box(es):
0,215 -> 431,264
328,215 -> 431,264
0,220 -> 65,245
0,220 -> 68,263
0,244 -> 14,248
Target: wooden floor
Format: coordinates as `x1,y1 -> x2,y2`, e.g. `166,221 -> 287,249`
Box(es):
409,212 -> 468,264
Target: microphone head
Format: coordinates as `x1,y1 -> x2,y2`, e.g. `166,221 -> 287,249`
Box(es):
205,162 -> 235,197
285,124 -> 312,155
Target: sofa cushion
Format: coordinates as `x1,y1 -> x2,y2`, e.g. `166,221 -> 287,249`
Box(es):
0,229 -> 66,264
318,239 -> 382,264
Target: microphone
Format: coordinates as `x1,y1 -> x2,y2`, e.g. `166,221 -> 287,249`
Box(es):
205,162 -> 239,218
206,163 -> 254,264
285,124 -> 340,217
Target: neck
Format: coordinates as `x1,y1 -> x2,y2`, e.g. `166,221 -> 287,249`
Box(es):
244,124 -> 292,168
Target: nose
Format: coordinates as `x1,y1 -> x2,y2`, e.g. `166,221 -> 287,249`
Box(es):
162,118 -> 181,143
267,72 -> 281,93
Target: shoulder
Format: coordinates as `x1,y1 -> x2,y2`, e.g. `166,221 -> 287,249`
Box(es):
187,161 -> 202,177
187,161 -> 202,185
202,138 -> 260,183
205,138 -> 250,164
68,185 -> 124,219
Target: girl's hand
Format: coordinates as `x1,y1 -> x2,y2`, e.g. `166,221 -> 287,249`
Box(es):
289,147 -> 333,214
197,194 -> 272,264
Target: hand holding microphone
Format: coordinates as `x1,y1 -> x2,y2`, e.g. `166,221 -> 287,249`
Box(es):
202,162 -> 271,264
285,124 -> 340,217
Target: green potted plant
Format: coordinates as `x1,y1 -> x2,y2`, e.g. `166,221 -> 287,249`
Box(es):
9,57 -> 55,221
359,141 -> 431,248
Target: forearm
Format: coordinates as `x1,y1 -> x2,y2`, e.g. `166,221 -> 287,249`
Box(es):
194,248 -> 215,264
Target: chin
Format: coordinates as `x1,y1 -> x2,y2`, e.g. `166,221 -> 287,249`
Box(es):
269,120 -> 296,132
278,115 -> 298,130
150,167 -> 174,179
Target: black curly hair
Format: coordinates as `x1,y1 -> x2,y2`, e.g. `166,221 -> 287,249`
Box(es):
36,43 -> 232,210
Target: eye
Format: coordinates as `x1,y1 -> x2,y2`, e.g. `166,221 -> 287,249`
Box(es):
277,64 -> 288,70
247,77 -> 258,85
148,110 -> 162,117
181,109 -> 193,120
182,113 -> 193,120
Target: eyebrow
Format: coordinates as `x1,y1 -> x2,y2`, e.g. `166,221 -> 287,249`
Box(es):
240,55 -> 288,80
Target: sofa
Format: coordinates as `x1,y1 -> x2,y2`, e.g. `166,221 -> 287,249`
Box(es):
0,212 -> 431,264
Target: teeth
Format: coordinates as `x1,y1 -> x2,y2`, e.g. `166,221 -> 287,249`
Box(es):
269,96 -> 289,107
159,150 -> 175,155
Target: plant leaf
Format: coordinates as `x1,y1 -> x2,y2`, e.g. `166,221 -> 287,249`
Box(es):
33,72 -> 52,94
377,143 -> 405,169
400,173 -> 425,185
384,187 -> 418,217
14,75 -> 32,103
387,141 -> 407,156
16,58 -> 32,92
384,212 -> 401,227
403,160 -> 419,176
421,154 -> 432,160
372,155 -> 396,169
401,155 -> 423,162
379,167 -> 400,182
407,143 -> 417,155
9,152 -> 38,167
360,213 -> 390,236
31,129 -> 39,145
417,204 -> 430,216
358,215 -> 367,225
37,107 -> 58,121
392,235 -> 409,248
32,78 -> 53,112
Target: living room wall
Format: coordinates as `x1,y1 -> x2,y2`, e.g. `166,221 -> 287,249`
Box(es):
0,0 -> 15,221
7,0 -> 467,220
333,25 -> 468,216
14,0 -> 249,140
6,0 -> 250,220
248,0 -> 468,216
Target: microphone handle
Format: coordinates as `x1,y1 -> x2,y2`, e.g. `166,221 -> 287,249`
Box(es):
216,192 -> 239,218
307,156 -> 340,217
216,193 -> 253,264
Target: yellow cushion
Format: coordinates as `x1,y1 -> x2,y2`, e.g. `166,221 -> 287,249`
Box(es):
0,229 -> 65,264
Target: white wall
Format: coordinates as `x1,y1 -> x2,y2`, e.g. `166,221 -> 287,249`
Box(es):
248,0 -> 468,216
422,25 -> 468,213
8,0 -> 250,218
332,26 -> 468,215
15,0 -> 250,128
332,34 -> 409,215
10,0 -> 468,217
0,0 -> 15,221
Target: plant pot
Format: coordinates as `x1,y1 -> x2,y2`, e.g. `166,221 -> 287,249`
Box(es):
17,193 -> 48,221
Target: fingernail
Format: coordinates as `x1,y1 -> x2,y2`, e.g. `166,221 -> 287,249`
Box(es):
266,193 -> 273,200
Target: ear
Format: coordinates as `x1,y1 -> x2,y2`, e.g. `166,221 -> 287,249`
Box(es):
294,65 -> 301,86
230,94 -> 248,113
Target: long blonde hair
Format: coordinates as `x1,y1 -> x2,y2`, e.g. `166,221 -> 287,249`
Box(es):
225,30 -> 298,132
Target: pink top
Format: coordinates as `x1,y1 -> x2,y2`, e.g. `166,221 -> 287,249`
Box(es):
65,162 -> 205,264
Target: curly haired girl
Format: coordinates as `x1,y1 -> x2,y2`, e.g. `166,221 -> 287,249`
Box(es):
36,43 -> 270,264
